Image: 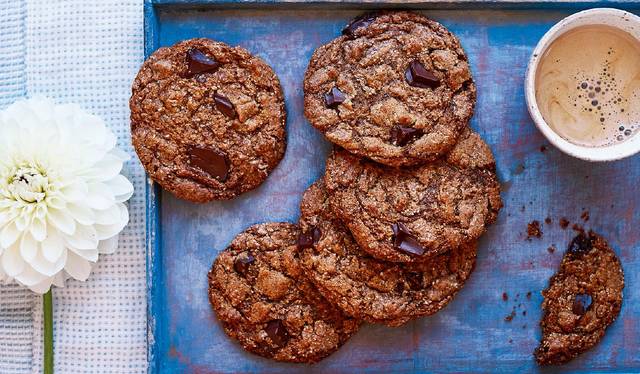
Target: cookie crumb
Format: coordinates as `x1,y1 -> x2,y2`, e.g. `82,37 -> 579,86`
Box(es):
572,223 -> 584,233
526,291 -> 532,300
502,292 -> 508,301
559,218 -> 570,229
505,311 -> 516,322
581,210 -> 590,222
544,217 -> 552,225
547,245 -> 556,254
527,221 -> 542,240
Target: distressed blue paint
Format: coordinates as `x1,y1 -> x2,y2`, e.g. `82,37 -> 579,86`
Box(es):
145,2 -> 640,373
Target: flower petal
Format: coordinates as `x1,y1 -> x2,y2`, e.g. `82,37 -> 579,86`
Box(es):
2,244 -> 25,277
29,246 -> 67,277
84,154 -> 123,181
41,232 -> 65,263
60,181 -> 88,203
94,204 -> 128,240
28,277 -> 55,294
47,208 -> 76,236
109,148 -> 130,162
64,224 -> 98,250
14,264 -> 48,288
30,217 -> 47,242
51,272 -> 66,288
67,202 -> 95,226
19,233 -> 38,262
64,251 -> 92,281
106,175 -> 134,203
93,204 -> 121,226
0,222 -> 21,248
85,183 -> 116,210
97,235 -> 119,255
69,247 -> 98,262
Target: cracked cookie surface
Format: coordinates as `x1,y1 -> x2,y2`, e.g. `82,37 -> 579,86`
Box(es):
304,11 -> 476,166
131,38 -> 286,202
299,181 -> 477,326
535,231 -> 624,366
208,223 -> 359,363
324,128 -> 502,263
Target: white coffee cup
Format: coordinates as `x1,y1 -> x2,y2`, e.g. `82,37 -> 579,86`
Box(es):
525,8 -> 640,161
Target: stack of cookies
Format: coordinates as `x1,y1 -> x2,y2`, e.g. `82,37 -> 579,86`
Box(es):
207,11 -> 503,363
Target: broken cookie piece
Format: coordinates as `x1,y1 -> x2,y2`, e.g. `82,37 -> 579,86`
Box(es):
534,231 -> 624,365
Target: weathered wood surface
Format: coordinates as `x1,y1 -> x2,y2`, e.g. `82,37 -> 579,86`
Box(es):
146,3 -> 640,372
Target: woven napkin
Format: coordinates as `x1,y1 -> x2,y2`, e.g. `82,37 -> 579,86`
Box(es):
0,0 -> 147,373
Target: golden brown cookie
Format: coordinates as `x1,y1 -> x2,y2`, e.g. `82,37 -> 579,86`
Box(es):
298,181 -> 477,326
131,38 -> 286,202
535,231 -> 624,366
324,129 -> 502,263
304,11 -> 476,166
208,223 -> 359,363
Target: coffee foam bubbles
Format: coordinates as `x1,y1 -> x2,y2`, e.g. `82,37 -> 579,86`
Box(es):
536,25 -> 640,147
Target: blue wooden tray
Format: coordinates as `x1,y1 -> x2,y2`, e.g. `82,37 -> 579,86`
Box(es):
144,1 -> 640,372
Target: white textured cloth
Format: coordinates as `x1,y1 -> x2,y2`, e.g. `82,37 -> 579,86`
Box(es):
0,0 -> 147,373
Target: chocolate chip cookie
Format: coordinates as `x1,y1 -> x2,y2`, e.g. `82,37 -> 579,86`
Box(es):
131,38 -> 286,202
534,231 -> 624,366
208,223 -> 360,363
298,181 -> 477,326
324,128 -> 502,263
304,11 -> 476,167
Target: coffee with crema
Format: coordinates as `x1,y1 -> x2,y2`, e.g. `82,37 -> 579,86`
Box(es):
536,25 -> 640,147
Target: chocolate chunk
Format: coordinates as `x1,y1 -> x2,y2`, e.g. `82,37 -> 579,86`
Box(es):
233,254 -> 255,275
312,226 -> 321,243
391,222 -> 425,256
297,227 -> 322,249
324,87 -> 346,109
390,125 -> 423,146
213,93 -> 236,119
342,13 -> 378,38
185,48 -> 220,77
188,147 -> 229,182
572,293 -> 592,316
297,233 -> 313,249
265,319 -> 288,347
567,232 -> 593,255
405,60 -> 440,89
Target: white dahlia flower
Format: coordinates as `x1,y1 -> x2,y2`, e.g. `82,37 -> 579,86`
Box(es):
0,97 -> 133,293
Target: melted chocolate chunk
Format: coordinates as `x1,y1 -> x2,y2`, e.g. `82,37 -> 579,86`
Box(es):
265,319 -> 288,347
297,227 -> 322,249
567,232 -> 593,256
405,60 -> 440,89
188,147 -> 229,182
324,87 -> 346,109
233,254 -> 255,275
342,13 -> 378,38
390,125 -> 423,146
213,93 -> 236,119
185,48 -> 220,77
572,293 -> 593,316
391,222 -> 425,256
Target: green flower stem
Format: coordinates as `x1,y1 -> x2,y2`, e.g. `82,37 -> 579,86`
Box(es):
43,289 -> 53,374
